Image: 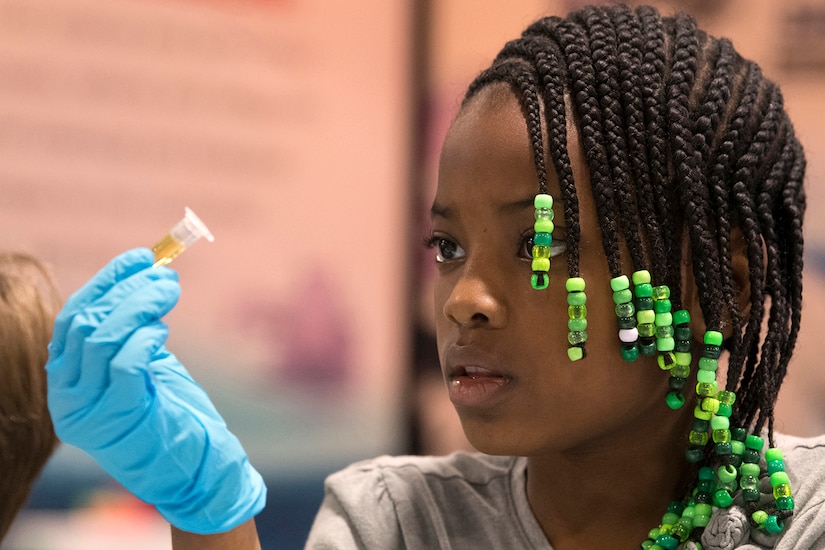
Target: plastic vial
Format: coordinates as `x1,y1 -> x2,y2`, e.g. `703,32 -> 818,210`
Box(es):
152,207 -> 214,267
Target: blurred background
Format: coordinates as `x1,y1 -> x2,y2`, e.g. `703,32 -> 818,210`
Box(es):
1,0 -> 823,548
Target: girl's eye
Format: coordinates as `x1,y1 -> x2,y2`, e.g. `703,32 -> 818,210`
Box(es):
521,233 -> 567,259
425,236 -> 466,263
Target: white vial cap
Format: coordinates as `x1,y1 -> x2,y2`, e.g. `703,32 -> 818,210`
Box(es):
170,207 -> 215,247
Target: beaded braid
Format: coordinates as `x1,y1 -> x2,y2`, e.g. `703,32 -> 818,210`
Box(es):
460,3 -> 806,545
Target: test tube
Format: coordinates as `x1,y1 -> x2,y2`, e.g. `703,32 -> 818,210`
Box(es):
152,207 -> 214,267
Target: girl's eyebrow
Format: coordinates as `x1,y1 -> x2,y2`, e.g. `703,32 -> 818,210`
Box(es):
430,197 -> 538,220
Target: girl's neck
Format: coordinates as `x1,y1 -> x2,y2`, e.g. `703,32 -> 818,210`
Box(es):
525,405 -> 695,550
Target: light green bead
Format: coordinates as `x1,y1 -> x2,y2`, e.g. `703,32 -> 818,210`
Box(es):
656,337 -> 675,352
610,275 -> 630,291
656,325 -> 674,339
700,397 -> 719,413
613,289 -> 633,304
766,448 -> 784,462
566,277 -> 585,292
696,381 -> 718,396
770,472 -> 790,487
655,312 -> 673,326
615,302 -> 635,317
717,464 -> 737,483
632,270 -> 651,285
752,510 -> 768,525
567,291 -> 586,306
568,331 -> 587,345
637,310 -> 655,325
532,258 -> 550,272
773,484 -> 792,498
698,357 -> 718,371
716,390 -> 736,405
638,323 -> 656,337
567,346 -> 583,361
534,219 -> 554,234
534,207 -> 554,221
652,285 -> 671,300
532,245 -> 551,259
674,352 -> 692,366
534,193 -> 553,209
711,416 -> 730,430
693,405 -> 712,421
671,363 -> 690,378
568,304 -> 587,319
568,318 -> 587,332
696,370 -> 716,384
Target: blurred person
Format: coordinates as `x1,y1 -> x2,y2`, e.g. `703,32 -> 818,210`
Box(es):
44,4 -> 825,549
0,252 -> 61,542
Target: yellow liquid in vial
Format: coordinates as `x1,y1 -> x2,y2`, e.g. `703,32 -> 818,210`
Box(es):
152,234 -> 187,267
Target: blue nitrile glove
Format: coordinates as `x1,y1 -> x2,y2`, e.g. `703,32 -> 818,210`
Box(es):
46,248 -> 267,534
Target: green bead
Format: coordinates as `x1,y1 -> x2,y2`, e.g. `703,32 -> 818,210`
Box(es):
765,448 -> 784,462
698,357 -> 718,371
655,312 -> 673,326
740,463 -> 760,477
621,344 -> 639,362
534,232 -> 552,246
656,325 -> 675,339
689,429 -> 708,446
694,405 -> 712,421
764,515 -> 784,534
696,382 -> 717,396
713,489 -> 733,508
770,472 -> 790,487
739,474 -> 759,491
666,391 -> 685,409
702,398 -> 720,414
657,352 -> 676,370
534,219 -> 554,234
641,541 -> 654,549
673,309 -> 691,325
696,370 -> 716,384
711,416 -> 730,430
534,193 -> 553,209
661,512 -> 679,525
618,315 -> 636,329
638,322 -> 656,337
568,318 -> 587,332
731,440 -> 745,455
685,446 -> 705,463
632,270 -> 651,285
531,273 -> 549,290
613,289 -> 633,304
717,464 -> 737,483
746,434 -> 765,451
671,363 -> 690,378
656,337 -> 675,352
532,245 -> 551,259
636,283 -> 653,298
610,275 -> 630,291
712,428 -> 731,443
567,346 -> 584,361
532,258 -> 550,272
534,207 -> 554,221
568,331 -> 587,345
652,285 -> 671,300
615,302 -> 635,317
767,459 -> 785,474
704,330 -> 723,346
565,277 -> 585,292
776,496 -> 795,511
654,298 -> 672,314
655,534 -> 678,550
568,304 -> 587,319
674,352 -> 692,366
567,291 -> 587,306
752,510 -> 769,525
639,339 -> 657,356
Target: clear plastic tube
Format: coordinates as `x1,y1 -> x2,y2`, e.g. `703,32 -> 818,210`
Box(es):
152,207 -> 214,267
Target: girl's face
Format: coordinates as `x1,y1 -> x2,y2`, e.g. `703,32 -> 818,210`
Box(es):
431,85 -> 677,456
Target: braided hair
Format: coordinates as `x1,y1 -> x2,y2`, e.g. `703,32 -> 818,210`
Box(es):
463,5 -> 805,450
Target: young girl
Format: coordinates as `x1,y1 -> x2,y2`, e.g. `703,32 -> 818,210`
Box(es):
45,4 -> 824,549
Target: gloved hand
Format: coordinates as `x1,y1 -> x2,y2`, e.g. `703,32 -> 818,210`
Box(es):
46,248 -> 267,534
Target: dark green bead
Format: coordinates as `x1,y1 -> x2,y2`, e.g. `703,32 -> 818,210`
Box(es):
731,427 -> 748,441
776,496 -> 795,511
667,501 -> 685,515
692,418 -> 710,432
674,326 -> 692,340
717,403 -> 733,418
618,315 -> 636,329
743,449 -> 761,463
767,459 -> 785,474
534,232 -> 552,246
674,339 -> 692,352
639,338 -> 657,356
655,534 -> 678,550
694,492 -> 712,504
621,344 -> 639,362
729,454 -> 743,468
741,488 -> 760,502
702,345 -> 722,359
715,442 -> 733,455
668,376 -> 686,390
686,446 -> 705,463
636,296 -> 654,310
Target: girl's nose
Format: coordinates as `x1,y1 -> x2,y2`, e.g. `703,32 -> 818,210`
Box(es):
442,269 -> 507,329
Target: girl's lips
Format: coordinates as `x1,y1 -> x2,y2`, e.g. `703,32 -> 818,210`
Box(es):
447,364 -> 512,409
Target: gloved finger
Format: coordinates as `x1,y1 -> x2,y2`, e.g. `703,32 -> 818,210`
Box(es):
149,354 -> 225,424
77,278 -> 180,390
48,268 -> 177,389
51,248 -> 154,357
53,323 -> 169,450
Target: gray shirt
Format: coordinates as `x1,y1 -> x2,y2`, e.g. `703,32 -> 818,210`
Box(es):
306,433 -> 825,549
